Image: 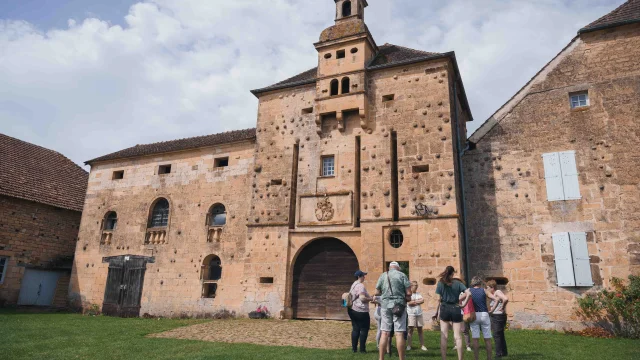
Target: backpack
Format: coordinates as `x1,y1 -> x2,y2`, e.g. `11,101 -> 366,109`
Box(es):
342,282 -> 358,308
462,294 -> 476,323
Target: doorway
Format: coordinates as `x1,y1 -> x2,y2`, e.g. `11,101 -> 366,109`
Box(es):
101,255 -> 154,317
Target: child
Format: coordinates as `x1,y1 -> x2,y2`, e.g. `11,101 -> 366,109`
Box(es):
406,281 -> 427,351
373,296 -> 382,349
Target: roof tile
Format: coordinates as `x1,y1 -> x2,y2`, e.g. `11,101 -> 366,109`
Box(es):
580,0 -> 640,33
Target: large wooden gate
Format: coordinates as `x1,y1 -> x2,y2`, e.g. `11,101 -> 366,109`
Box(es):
292,238 -> 359,320
102,255 -> 154,317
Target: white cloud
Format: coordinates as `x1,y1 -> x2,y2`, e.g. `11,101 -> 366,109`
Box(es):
0,0 -> 624,167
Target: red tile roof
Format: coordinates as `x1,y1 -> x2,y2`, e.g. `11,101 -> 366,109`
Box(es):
251,44 -> 442,95
86,128 -> 256,164
0,133 -> 88,212
580,0 -> 640,33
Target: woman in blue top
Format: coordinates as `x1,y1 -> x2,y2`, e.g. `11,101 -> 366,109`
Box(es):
464,276 -> 497,360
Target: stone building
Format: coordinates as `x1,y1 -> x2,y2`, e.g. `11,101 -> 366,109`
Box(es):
70,0 -> 472,319
70,0 -> 640,329
464,0 -> 640,330
0,134 -> 87,307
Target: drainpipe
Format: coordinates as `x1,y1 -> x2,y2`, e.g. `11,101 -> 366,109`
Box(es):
453,81 -> 471,285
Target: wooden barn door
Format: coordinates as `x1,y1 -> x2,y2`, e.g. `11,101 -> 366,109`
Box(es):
102,256 -> 150,317
292,238 -> 359,320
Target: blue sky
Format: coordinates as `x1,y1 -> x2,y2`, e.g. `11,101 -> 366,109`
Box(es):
0,0 -> 626,167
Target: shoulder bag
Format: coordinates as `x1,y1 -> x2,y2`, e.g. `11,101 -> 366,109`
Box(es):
462,291 -> 476,323
387,272 -> 406,316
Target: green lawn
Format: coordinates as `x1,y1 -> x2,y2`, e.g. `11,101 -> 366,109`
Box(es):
1,309 -> 638,360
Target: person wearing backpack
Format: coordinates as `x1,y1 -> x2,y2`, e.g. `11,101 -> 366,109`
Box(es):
464,276 -> 497,360
347,270 -> 374,353
375,261 -> 412,360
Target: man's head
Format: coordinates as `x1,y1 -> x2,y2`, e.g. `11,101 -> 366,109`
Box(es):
410,280 -> 418,292
389,261 -> 400,270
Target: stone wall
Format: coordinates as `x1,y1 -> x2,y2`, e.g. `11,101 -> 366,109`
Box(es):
0,195 -> 80,305
464,24 -> 640,330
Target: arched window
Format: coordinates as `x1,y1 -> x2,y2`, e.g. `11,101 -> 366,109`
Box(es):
104,211 -> 118,231
209,204 -> 227,226
341,77 -> 350,94
149,198 -> 169,228
330,79 -> 339,96
342,1 -> 352,17
202,255 -> 222,298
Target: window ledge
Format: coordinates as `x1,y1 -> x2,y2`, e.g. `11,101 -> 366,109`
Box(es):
318,175 -> 336,179
202,280 -> 219,284
571,106 -> 590,112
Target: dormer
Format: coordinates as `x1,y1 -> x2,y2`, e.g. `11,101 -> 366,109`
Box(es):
335,0 -> 367,22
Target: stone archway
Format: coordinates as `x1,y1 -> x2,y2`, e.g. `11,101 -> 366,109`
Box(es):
291,238 -> 359,320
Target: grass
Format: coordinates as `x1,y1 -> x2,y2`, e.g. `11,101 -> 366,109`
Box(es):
2,309 -> 639,360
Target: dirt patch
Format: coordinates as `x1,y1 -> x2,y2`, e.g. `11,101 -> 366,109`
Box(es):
150,319 -> 355,349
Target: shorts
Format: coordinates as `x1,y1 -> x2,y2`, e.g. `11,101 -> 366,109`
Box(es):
380,306 -> 407,332
439,303 -> 463,323
408,314 -> 424,327
470,312 -> 492,339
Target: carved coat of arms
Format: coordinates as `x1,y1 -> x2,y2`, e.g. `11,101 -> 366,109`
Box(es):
315,196 -> 335,222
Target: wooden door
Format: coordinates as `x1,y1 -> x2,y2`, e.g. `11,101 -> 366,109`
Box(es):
102,256 -> 148,317
292,238 -> 359,320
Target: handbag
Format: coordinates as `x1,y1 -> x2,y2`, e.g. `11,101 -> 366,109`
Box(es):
386,272 -> 406,316
462,293 -> 476,323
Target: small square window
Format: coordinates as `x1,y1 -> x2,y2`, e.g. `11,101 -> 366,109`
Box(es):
158,165 -> 172,175
322,156 -> 335,177
570,93 -> 589,109
336,50 -> 346,59
382,94 -> 395,102
112,170 -> 124,180
214,157 -> 229,168
0,257 -> 8,284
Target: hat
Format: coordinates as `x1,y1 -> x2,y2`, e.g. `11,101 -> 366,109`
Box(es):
354,270 -> 368,277
389,261 -> 400,268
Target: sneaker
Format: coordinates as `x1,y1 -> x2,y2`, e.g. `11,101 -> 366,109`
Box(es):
452,345 -> 457,351
421,346 -> 427,351
466,346 -> 472,352
406,346 -> 411,351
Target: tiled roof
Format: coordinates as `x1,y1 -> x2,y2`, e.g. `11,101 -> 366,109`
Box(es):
87,128 -> 256,164
580,0 -> 640,33
252,44 -> 442,95
0,133 -> 88,212
319,18 -> 369,43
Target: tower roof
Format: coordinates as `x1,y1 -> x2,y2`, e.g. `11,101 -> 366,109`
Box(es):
580,0 -> 640,34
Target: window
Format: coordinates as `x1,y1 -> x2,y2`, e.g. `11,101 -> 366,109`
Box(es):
350,47 -> 358,54
485,277 -> 509,286
342,1 -> 352,17
382,94 -> 395,102
552,232 -> 593,287
336,50 -> 346,59
324,53 -> 332,59
302,107 -> 313,114
104,212 -> 118,231
0,257 -> 8,284
322,156 -> 335,177
542,151 -> 580,201
214,157 -> 229,168
341,77 -> 350,94
209,204 -> 227,226
412,165 -> 430,173
112,171 -> 124,180
158,164 -> 172,175
270,179 -> 283,186
149,198 -> 170,228
202,255 -> 222,298
389,229 -> 404,248
330,79 -> 339,96
259,277 -> 274,284
570,92 -> 589,109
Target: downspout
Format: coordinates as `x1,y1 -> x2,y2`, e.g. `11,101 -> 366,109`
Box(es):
453,80 -> 471,285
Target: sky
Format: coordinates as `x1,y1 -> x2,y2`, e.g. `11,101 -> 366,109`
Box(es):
0,0 -> 626,168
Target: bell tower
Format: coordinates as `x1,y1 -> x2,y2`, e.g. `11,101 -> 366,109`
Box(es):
335,0 -> 367,22
314,0 -> 376,133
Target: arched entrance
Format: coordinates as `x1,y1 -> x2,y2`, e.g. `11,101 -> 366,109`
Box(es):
292,238 -> 359,320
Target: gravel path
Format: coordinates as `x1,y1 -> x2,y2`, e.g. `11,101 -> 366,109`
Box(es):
150,319 -> 355,349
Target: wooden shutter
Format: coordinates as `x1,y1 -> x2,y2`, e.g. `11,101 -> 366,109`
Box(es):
542,153 -> 565,201
569,232 -> 593,287
552,232 -> 575,287
559,151 -> 581,200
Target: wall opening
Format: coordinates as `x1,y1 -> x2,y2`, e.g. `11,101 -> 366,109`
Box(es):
382,94 -> 395,102
330,79 -> 339,96
391,131 -> 399,221
148,198 -> 169,228
112,171 -> 124,180
208,204 -> 226,226
324,53 -> 332,59
412,165 -> 430,173
486,277 -> 509,286
350,47 -> 358,54
302,107 -> 313,114
158,164 -> 171,175
336,50 -> 346,59
104,211 -> 118,231
342,1 -> 352,17
214,157 -> 229,168
270,179 -> 283,186
389,229 -> 404,248
422,278 -> 437,286
202,255 -> 222,298
354,136 -> 361,228
341,77 -> 350,94
289,143 -> 300,229
259,277 -> 274,284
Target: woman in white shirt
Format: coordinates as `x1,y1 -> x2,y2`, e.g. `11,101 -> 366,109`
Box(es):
406,281 -> 427,351
487,280 -> 509,358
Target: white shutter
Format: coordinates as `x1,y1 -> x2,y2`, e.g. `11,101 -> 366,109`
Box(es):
552,232 -> 576,287
543,153 -> 565,201
559,151 -> 581,200
569,232 -> 593,287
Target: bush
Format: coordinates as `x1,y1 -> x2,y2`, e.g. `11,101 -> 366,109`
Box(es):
576,275 -> 640,338
84,304 -> 101,316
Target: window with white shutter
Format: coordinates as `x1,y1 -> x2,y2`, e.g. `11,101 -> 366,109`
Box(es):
552,232 -> 593,287
542,151 -> 580,201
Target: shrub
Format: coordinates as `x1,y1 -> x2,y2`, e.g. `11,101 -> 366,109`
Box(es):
84,304 -> 101,316
576,275 -> 640,338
